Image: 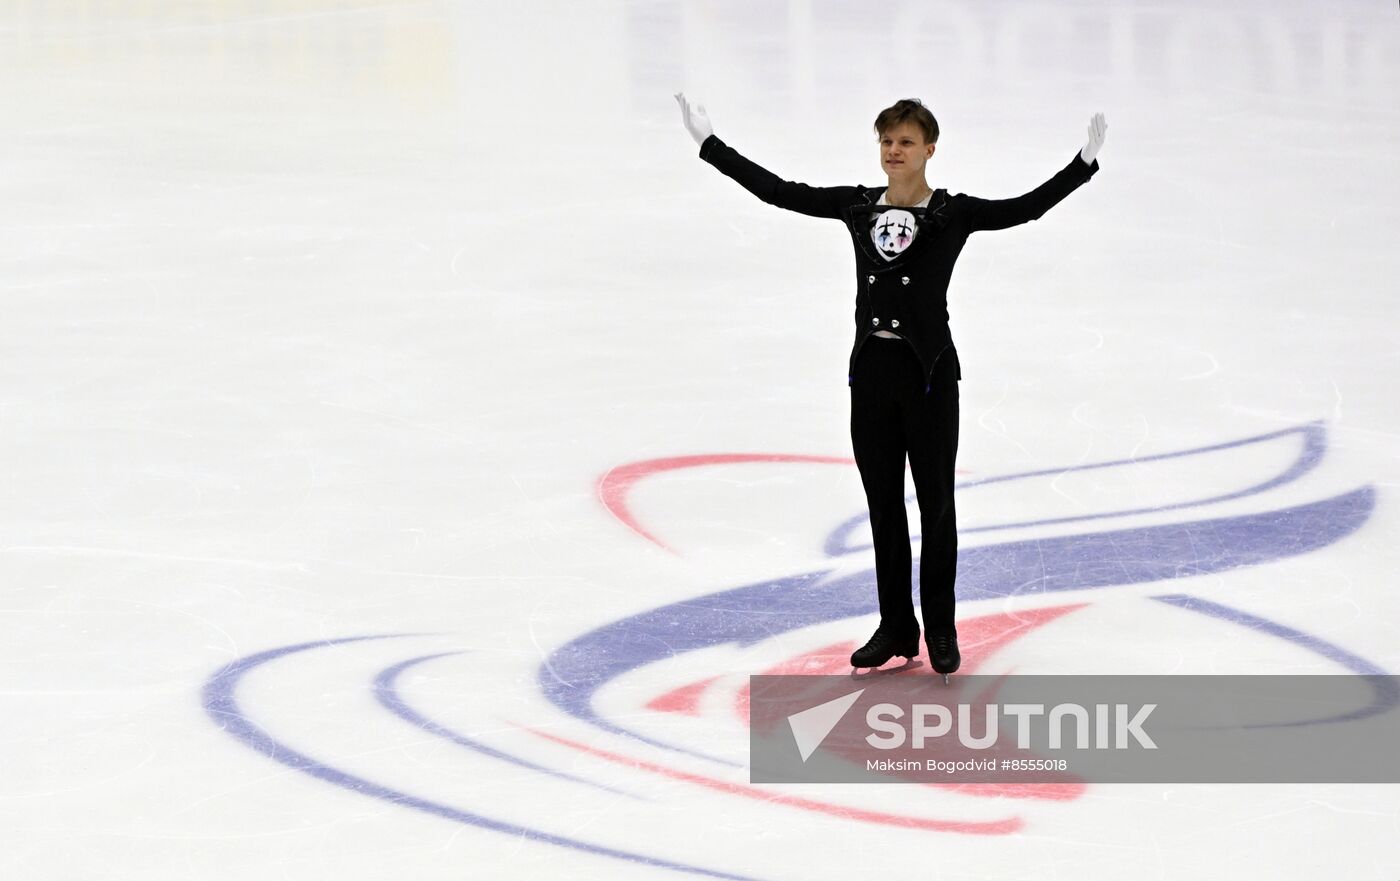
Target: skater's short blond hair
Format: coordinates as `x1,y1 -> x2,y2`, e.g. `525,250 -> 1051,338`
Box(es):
874,98 -> 939,145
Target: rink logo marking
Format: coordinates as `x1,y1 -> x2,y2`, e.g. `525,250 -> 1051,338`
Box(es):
202,421 -> 1381,878
537,420 -> 1377,831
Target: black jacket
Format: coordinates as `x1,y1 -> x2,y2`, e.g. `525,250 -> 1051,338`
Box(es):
697,133 -> 1100,390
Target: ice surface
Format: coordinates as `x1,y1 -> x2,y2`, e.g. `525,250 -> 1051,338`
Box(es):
1,2 -> 1397,879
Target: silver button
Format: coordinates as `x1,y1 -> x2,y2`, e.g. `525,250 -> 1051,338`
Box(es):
867,275 -> 876,283
872,317 -> 880,326
891,319 -> 900,328
901,276 -> 910,285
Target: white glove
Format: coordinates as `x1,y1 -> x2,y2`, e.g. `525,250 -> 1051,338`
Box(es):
674,92 -> 714,147
1080,111 -> 1107,164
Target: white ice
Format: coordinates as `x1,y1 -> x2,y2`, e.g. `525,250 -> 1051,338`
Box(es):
2,1 -> 1398,879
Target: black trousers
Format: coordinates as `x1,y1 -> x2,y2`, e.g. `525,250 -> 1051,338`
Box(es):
849,334 -> 960,637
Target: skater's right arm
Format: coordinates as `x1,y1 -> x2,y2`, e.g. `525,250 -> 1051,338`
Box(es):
675,92 -> 852,221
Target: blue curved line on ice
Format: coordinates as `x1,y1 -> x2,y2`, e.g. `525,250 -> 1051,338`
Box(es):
1152,593 -> 1396,724
200,635 -> 764,881
372,650 -> 643,798
540,486 -> 1375,761
824,421 -> 1325,557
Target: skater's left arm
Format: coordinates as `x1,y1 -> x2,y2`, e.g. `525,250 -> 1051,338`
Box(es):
964,112 -> 1107,233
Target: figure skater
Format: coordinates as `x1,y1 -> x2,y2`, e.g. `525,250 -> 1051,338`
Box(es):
675,93 -> 1107,682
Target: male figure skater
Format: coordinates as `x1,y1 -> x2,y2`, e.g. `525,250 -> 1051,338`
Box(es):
675,94 -> 1107,681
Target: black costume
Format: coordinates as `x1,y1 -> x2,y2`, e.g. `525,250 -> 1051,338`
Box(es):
697,133 -> 1099,641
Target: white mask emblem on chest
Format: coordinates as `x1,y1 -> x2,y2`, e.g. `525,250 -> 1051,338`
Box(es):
871,208 -> 918,260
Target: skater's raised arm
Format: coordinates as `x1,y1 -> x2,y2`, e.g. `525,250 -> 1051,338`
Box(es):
675,92 -> 854,221
964,112 -> 1107,233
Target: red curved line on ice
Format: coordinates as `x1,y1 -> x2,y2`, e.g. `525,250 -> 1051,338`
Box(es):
518,724 -> 1023,836
595,454 -> 855,553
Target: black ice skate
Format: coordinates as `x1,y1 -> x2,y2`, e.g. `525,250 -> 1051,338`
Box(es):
927,630 -> 960,684
850,627 -> 920,669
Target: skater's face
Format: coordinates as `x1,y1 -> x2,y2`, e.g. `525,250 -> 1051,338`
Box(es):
879,121 -> 935,178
